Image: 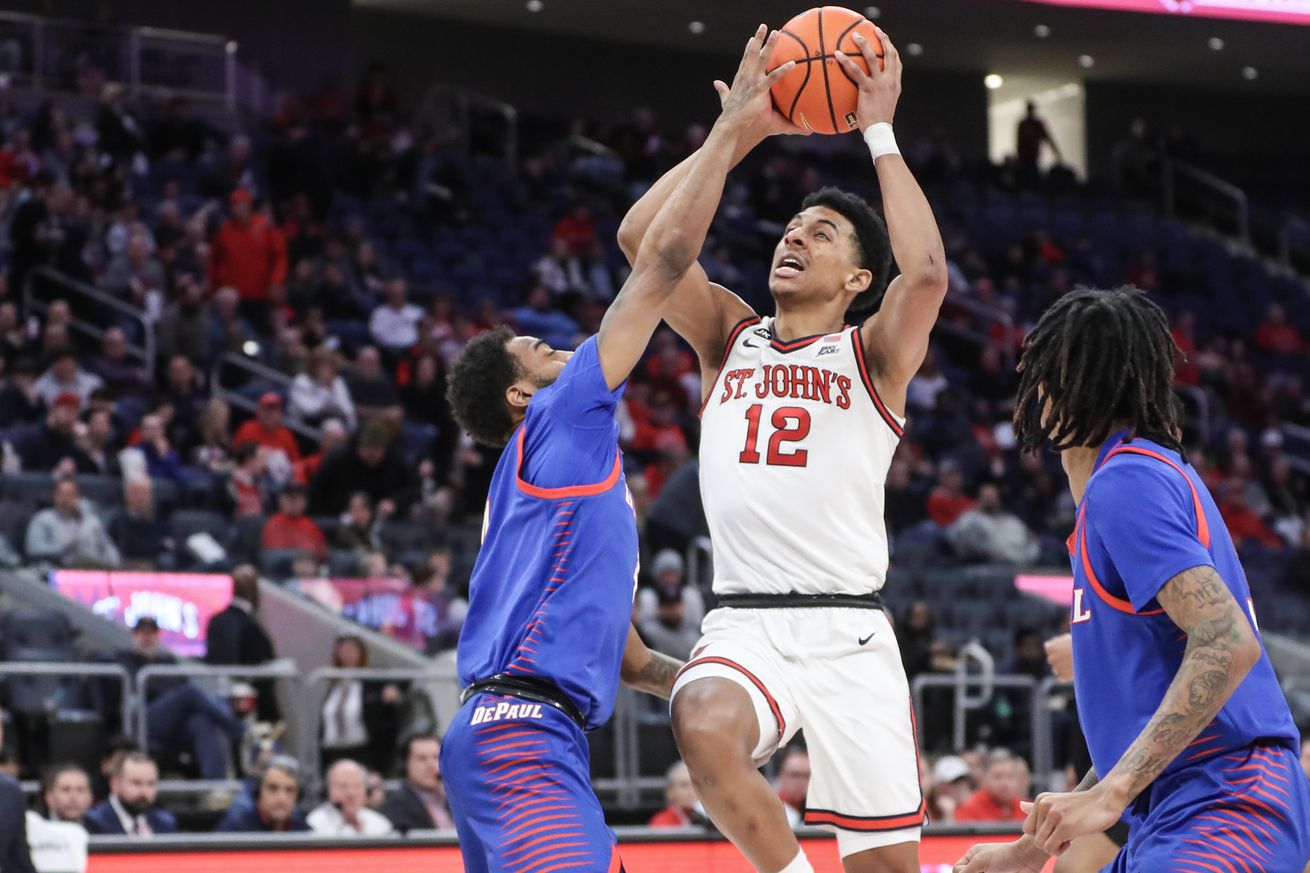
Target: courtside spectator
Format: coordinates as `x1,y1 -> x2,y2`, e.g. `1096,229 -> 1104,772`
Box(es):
26,478 -> 120,567
34,353 -> 102,409
774,746 -> 810,831
369,277 -> 424,354
953,748 -> 1027,823
233,393 -> 300,480
214,756 -> 310,833
208,189 -> 287,327
261,483 -> 329,561
346,346 -> 402,422
41,765 -> 93,824
83,753 -> 176,836
365,770 -> 387,811
635,549 -> 704,627
948,483 -> 1040,563
638,587 -> 699,660
380,734 -> 453,831
307,759 -> 395,836
290,348 -> 356,430
205,565 -> 281,722
929,755 -> 974,823
107,478 -> 173,569
308,421 -> 414,516
647,761 -> 704,828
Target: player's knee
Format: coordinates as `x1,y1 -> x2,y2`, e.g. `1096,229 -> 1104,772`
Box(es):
671,679 -> 757,764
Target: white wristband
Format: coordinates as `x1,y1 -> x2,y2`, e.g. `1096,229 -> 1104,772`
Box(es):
864,122 -> 899,160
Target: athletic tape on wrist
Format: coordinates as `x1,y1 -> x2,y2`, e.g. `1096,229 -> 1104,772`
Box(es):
864,122 -> 899,160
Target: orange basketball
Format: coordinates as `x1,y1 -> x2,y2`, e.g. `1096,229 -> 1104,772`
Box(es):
768,6 -> 884,135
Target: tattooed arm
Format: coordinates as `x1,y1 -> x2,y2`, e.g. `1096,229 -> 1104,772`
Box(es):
1024,565 -> 1262,856
620,625 -> 684,700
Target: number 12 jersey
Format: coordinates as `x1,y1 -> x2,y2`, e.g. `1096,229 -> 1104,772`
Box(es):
699,316 -> 904,597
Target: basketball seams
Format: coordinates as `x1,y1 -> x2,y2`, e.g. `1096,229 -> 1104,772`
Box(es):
776,28 -> 812,125
816,7 -> 841,135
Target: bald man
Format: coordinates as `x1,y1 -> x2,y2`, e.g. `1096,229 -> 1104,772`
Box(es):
307,759 -> 394,836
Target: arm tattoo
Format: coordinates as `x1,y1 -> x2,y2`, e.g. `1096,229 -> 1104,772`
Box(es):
626,651 -> 684,700
1074,767 -> 1099,792
1102,565 -> 1257,802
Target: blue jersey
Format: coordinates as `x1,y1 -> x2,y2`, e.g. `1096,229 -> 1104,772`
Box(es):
456,336 -> 638,731
1069,431 -> 1300,781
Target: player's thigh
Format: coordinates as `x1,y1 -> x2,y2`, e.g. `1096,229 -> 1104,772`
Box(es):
441,694 -> 620,871
793,610 -> 923,858
671,613 -> 800,766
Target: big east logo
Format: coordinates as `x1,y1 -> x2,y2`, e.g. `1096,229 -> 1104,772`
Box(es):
719,364 -> 853,409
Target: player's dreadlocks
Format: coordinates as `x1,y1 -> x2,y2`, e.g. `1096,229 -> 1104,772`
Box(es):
1013,286 -> 1182,452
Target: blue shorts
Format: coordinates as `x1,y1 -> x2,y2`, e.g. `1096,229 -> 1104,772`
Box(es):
1107,742 -> 1310,873
440,692 -> 623,873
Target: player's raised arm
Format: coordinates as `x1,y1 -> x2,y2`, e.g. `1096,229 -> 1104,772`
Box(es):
838,29 -> 949,408
1022,565 -> 1262,857
596,28 -> 796,390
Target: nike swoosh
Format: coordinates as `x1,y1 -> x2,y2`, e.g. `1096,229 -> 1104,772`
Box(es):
858,632 -> 876,646
743,339 -> 760,348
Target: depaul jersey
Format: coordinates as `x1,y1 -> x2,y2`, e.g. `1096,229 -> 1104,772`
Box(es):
699,316 -> 905,596
456,336 -> 638,731
1070,431 -> 1300,780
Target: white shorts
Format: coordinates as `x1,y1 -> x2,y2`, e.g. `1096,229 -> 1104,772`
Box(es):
671,606 -> 923,858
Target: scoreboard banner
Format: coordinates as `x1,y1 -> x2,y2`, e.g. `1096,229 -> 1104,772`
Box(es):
1022,0 -> 1310,25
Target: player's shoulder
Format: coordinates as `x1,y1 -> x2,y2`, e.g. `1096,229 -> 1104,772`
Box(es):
1086,445 -> 1191,507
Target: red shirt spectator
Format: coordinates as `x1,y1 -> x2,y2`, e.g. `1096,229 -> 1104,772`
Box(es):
551,206 -> 596,256
648,806 -> 693,827
1255,304 -> 1307,357
953,752 -> 1027,823
208,189 -> 288,302
261,485 -> 328,561
927,463 -> 975,527
1218,481 -> 1282,549
233,393 -> 301,467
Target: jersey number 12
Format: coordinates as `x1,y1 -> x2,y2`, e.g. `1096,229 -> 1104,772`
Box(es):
739,404 -> 811,467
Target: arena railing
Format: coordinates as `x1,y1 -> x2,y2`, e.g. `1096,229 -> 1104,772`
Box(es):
0,660 -> 133,739
211,352 -> 324,444
1279,215 -> 1310,271
1162,158 -> 1251,246
23,266 -> 156,383
0,11 -> 258,112
421,86 -> 519,171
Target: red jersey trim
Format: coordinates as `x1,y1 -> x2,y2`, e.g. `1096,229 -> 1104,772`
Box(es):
513,427 -> 622,499
849,327 -> 905,438
803,804 -> 926,832
698,316 -> 762,418
769,328 -> 827,353
1102,445 -> 1211,549
676,655 -> 785,741
1075,504 -> 1166,617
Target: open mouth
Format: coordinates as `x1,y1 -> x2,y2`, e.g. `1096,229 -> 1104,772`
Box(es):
774,253 -> 806,279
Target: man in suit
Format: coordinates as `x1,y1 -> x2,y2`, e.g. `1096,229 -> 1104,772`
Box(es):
41,763 -> 93,824
0,717 -> 37,873
205,564 -> 280,722
83,752 -> 177,836
380,734 -> 453,832
213,756 -> 310,833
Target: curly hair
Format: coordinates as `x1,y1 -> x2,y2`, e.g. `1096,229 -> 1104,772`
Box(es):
799,186 -> 892,316
1013,286 -> 1181,452
446,325 -> 521,447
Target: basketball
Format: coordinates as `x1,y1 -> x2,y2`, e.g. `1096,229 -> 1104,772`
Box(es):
768,6 -> 884,135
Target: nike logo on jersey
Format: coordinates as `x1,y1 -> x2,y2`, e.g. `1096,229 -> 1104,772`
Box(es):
858,631 -> 877,646
470,701 -> 545,725
743,328 -> 770,348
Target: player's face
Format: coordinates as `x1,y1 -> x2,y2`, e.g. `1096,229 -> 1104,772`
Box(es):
508,336 -> 573,392
769,207 -> 871,308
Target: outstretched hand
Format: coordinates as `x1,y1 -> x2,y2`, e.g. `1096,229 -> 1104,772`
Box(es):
712,25 -> 798,133
833,25 -> 902,130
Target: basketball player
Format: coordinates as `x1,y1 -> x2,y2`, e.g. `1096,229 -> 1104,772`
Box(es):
955,288 -> 1310,873
616,24 -> 946,873
439,35 -> 796,873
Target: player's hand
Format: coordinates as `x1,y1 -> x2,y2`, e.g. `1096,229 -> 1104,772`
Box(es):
1044,633 -> 1074,682
713,25 -> 796,133
833,26 -> 901,130
1022,787 -> 1126,856
953,837 -> 1048,873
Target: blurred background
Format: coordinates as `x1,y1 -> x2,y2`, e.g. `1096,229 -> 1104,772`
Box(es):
0,0 -> 1308,870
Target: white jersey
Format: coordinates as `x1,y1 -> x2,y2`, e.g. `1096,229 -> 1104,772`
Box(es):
699,316 -> 904,596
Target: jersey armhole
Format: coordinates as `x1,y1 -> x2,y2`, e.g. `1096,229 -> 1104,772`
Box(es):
698,316 -> 763,418
513,426 -> 623,499
849,327 -> 905,438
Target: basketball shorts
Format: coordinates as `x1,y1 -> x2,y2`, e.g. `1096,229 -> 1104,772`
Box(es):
1106,742 -> 1310,873
671,606 -> 925,857
440,692 -> 624,873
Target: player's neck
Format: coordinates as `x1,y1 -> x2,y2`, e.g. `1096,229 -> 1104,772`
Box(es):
771,307 -> 846,342
1060,445 -> 1099,505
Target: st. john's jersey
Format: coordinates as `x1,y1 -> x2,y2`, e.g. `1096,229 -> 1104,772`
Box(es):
699,316 -> 905,596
